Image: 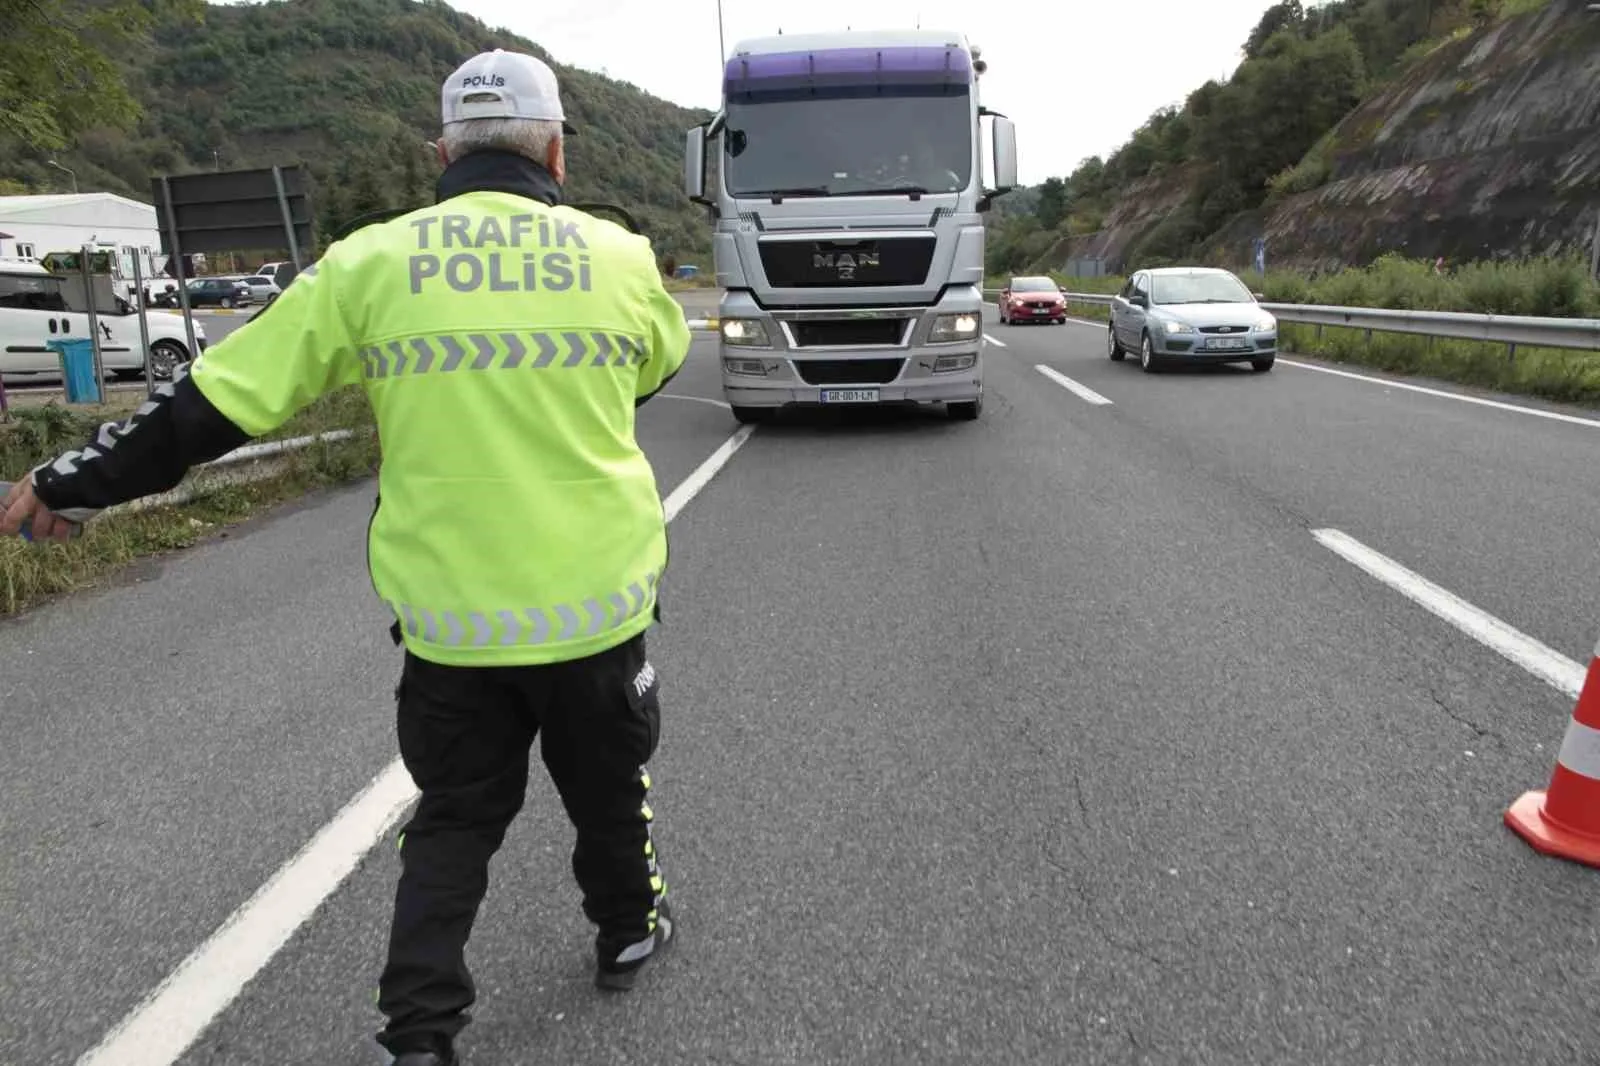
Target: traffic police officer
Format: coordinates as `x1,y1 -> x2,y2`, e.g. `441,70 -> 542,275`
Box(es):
1,48 -> 691,1066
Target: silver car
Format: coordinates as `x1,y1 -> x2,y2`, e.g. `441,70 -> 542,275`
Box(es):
1107,266 -> 1277,374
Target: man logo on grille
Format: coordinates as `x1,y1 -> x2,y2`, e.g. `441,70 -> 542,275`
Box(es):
813,251 -> 880,281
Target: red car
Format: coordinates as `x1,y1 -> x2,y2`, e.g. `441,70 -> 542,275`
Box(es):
998,275 -> 1066,325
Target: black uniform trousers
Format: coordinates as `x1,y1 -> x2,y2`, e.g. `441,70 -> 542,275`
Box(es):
375,630 -> 665,1057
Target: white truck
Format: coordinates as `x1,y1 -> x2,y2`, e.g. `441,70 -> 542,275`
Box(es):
683,28 -> 1018,423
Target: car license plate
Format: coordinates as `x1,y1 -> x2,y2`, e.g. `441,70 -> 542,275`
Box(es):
820,388 -> 880,403
1205,337 -> 1249,350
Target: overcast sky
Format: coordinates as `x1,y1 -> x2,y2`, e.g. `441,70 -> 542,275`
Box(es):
224,0 -> 1278,185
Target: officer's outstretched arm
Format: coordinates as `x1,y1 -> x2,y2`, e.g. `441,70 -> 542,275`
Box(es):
634,271 -> 692,408
30,252 -> 362,519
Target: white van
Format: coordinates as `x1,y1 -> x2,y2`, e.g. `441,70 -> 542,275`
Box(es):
0,260 -> 207,383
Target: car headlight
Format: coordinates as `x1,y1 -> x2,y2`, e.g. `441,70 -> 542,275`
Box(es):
1256,317 -> 1277,332
1164,320 -> 1195,334
929,312 -> 981,343
720,318 -> 771,348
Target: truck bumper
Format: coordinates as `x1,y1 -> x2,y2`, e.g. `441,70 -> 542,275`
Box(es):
715,289 -> 987,411
723,361 -> 983,409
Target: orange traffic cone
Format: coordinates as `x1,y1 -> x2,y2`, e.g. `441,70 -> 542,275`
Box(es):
1505,633 -> 1600,867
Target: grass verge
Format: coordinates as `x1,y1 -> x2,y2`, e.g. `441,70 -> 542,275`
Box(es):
1,386 -> 379,617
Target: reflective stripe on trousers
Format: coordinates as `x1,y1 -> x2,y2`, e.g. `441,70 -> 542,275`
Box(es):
389,571 -> 658,649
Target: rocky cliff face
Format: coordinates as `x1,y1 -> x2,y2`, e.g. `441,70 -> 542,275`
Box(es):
1038,164 -> 1200,272
1041,0 -> 1600,276
1204,0 -> 1600,272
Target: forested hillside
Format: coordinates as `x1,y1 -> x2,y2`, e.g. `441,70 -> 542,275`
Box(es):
0,0 -> 713,261
988,0 -> 1599,276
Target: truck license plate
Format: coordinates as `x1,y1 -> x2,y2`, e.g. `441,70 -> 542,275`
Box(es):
820,388 -> 880,403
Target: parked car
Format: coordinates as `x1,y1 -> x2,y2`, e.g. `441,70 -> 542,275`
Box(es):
185,277 -> 254,309
997,275 -> 1066,325
0,260 -> 208,382
231,274 -> 281,304
1107,266 -> 1277,374
252,261 -> 297,291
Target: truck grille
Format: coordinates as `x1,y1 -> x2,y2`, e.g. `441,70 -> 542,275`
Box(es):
793,358 -> 905,386
788,318 -> 908,348
759,236 -> 936,288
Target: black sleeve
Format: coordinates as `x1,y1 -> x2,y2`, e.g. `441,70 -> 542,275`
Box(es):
30,374 -> 254,515
634,364 -> 683,408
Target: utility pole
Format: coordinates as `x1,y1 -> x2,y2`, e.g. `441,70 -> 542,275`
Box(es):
1591,205 -> 1600,281
47,160 -> 78,194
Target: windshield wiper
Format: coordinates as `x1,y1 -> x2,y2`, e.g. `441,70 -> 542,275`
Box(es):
846,186 -> 930,200
743,187 -> 831,203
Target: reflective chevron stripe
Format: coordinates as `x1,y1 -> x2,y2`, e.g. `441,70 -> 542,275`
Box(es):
392,572 -> 658,649
361,330 -> 645,379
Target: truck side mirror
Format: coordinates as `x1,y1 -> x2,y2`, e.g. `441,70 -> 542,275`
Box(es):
991,116 -> 1018,193
684,126 -> 708,204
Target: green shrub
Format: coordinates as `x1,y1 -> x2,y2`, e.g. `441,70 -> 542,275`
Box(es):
0,386 -> 379,616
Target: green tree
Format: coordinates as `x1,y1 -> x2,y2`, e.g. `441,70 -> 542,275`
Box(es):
1035,177 -> 1068,229
0,0 -> 205,150
1245,1 -> 1307,59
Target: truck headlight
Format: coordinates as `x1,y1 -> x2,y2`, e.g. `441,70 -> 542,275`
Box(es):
1164,320 -> 1195,334
929,313 -> 981,343
720,318 -> 771,348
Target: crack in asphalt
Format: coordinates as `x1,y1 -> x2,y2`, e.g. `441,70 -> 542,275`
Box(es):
1427,686 -> 1504,744
1055,769 -> 1168,971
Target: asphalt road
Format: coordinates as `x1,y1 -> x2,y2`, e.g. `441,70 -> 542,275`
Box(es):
4,302 -> 1600,1065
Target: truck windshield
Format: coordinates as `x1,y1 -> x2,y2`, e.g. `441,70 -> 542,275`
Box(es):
723,92 -> 971,198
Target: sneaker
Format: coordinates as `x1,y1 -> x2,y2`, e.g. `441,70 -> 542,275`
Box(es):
595,901 -> 676,991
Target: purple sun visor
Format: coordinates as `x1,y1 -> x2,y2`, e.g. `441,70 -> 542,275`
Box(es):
724,46 -> 973,98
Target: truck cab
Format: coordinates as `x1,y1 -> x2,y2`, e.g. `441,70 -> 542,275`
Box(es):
683,28 -> 1018,423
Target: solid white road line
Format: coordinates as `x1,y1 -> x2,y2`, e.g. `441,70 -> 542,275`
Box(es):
75,763 -> 418,1066
74,425 -> 760,1066
1280,358 -> 1600,430
1035,364 -> 1114,406
983,333 -> 1007,347
663,424 -> 756,522
1313,528 -> 1585,699
660,393 -> 732,410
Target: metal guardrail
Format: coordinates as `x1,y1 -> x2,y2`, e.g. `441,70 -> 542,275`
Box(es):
980,289 -> 1600,354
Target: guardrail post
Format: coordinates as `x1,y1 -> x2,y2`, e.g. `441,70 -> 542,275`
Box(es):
1508,342 -> 1517,363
